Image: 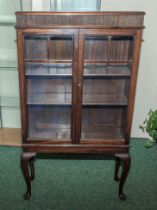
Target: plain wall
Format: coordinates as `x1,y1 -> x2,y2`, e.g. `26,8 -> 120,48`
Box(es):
0,0 -> 21,128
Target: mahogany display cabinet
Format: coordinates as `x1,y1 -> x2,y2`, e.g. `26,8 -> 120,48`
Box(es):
16,11 -> 145,200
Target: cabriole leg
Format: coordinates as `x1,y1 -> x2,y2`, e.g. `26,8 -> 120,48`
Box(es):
20,152 -> 36,200
115,154 -> 131,201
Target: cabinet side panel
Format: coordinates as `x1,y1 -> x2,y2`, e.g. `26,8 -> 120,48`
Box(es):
17,30 -> 27,142
126,30 -> 143,142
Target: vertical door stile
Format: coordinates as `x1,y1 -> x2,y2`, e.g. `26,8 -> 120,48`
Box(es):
17,30 -> 27,142
71,30 -> 79,143
75,30 -> 84,144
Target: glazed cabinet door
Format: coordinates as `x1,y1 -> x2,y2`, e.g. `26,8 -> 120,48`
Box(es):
77,29 -> 140,143
18,29 -> 78,142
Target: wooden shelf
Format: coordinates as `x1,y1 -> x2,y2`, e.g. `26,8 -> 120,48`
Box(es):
26,74 -> 72,78
27,103 -> 127,107
25,62 -> 72,77
25,59 -> 132,64
27,103 -> 72,107
84,60 -> 132,64
26,74 -> 129,78
27,94 -> 127,106
27,93 -> 71,105
25,59 -> 72,64
83,103 -> 128,107
84,64 -> 131,77
25,63 -> 130,78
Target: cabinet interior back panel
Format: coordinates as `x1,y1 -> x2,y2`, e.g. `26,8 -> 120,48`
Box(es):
28,106 -> 71,140
24,36 -> 48,60
27,78 -> 72,104
82,78 -> 129,105
24,35 -> 73,61
49,37 -> 73,60
110,36 -> 134,61
81,108 -> 126,140
84,37 -> 108,61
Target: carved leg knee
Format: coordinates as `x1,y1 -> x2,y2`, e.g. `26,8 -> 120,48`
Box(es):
114,156 -> 121,181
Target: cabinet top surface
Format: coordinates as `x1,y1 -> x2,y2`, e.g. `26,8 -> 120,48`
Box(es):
16,11 -> 145,15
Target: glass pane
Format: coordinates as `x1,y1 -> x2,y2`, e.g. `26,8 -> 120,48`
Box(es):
83,78 -> 129,105
28,106 -> 71,139
49,36 -> 73,61
84,36 -> 108,62
24,35 -> 48,60
81,108 -> 126,140
23,34 -> 74,140
27,78 -> 71,105
81,35 -> 133,140
110,36 -> 134,62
